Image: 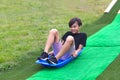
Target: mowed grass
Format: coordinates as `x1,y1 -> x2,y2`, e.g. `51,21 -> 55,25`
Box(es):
0,0 -> 120,80
0,0 -> 110,70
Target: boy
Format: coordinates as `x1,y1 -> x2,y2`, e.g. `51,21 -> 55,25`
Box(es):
37,17 -> 87,64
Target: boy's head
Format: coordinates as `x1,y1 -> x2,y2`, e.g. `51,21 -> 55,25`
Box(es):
68,17 -> 82,33
69,17 -> 82,27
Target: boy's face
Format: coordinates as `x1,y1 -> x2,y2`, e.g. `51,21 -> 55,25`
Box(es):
70,21 -> 80,34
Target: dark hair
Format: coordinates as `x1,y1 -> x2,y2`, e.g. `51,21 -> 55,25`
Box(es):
69,17 -> 82,27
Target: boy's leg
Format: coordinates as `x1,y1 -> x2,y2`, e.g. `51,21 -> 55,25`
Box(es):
47,36 -> 75,64
55,36 -> 74,60
60,42 -> 75,60
44,29 -> 60,53
38,29 -> 60,60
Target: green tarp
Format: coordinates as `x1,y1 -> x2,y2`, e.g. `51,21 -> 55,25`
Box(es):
87,14 -> 120,47
27,14 -> 120,80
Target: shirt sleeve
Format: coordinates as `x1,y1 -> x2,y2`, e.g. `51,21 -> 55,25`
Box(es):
61,31 -> 70,41
80,33 -> 87,47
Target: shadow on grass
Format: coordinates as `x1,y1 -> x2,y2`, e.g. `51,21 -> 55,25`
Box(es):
82,0 -> 120,37
96,0 -> 120,24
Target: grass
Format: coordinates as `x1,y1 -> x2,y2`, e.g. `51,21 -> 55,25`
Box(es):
0,0 -> 110,71
97,54 -> 120,80
0,0 -> 120,80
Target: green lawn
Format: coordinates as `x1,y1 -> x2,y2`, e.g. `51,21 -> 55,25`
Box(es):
0,0 -> 120,80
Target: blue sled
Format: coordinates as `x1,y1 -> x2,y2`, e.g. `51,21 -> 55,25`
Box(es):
36,49 -> 83,67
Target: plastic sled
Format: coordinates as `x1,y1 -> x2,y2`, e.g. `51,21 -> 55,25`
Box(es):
36,49 -> 83,67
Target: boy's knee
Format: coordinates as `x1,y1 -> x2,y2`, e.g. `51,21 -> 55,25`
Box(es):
49,29 -> 58,34
66,36 -> 74,42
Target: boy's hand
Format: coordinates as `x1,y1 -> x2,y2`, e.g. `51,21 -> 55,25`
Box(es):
73,45 -> 83,57
72,51 -> 78,57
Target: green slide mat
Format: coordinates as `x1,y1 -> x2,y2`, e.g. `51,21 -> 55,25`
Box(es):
87,14 -> 120,47
27,14 -> 120,80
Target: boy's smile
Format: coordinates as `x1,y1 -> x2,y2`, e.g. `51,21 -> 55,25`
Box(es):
70,21 -> 80,34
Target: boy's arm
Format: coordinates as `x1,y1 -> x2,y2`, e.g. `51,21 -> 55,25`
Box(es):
72,44 -> 83,57
72,33 -> 87,57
